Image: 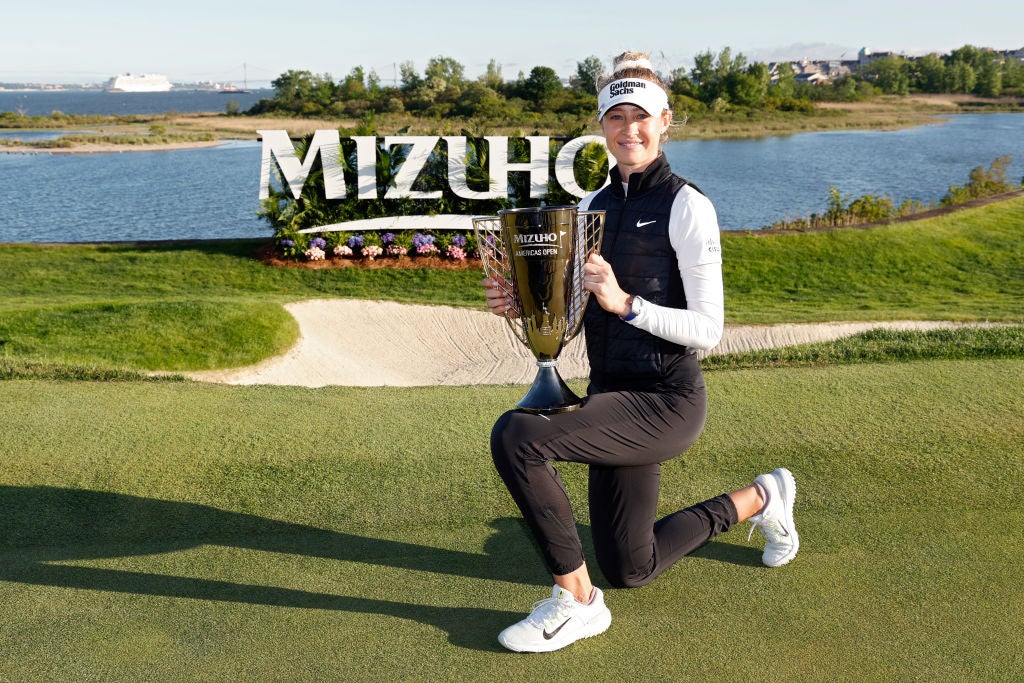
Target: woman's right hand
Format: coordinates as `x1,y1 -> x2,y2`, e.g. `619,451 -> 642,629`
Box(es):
481,276 -> 519,318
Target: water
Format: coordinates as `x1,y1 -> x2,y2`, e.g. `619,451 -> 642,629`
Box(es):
0,140 -> 265,242
665,113 -> 1024,230
0,89 -> 272,116
1,110 -> 1022,243
0,129 -> 78,142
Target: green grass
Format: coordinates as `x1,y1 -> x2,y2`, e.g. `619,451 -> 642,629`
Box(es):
702,325 -> 1024,370
0,300 -> 296,370
0,239 -> 484,306
1,360 -> 1021,680
1,195 -> 1022,374
721,195 -> 1024,323
0,239 -> 483,371
1,191 -> 1023,678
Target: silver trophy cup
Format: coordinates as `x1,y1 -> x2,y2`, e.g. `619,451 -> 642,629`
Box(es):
473,206 -> 605,414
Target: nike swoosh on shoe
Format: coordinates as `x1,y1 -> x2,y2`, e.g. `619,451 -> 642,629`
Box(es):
543,618 -> 572,640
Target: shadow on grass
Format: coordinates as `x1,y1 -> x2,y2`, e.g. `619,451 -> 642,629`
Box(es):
0,485 -> 545,651
690,539 -> 765,568
1,486 -> 762,649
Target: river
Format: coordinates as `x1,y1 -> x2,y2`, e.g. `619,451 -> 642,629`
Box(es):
0,104 -> 1022,243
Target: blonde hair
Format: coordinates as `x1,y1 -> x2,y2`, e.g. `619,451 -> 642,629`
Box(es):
596,51 -> 668,92
597,51 -> 680,138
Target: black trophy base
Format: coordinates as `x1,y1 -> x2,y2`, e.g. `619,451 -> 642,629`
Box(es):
516,362 -> 581,414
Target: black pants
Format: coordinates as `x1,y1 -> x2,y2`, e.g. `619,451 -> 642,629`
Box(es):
490,382 -> 737,588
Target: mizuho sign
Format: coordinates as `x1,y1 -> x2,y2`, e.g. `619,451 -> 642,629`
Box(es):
258,131 -> 613,210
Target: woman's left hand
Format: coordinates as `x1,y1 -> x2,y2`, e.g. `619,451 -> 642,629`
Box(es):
583,252 -> 632,317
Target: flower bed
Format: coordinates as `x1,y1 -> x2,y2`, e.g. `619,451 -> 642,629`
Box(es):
261,230 -> 482,270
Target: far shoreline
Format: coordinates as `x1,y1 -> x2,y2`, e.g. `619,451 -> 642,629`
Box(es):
0,140 -> 230,155
1,93 -> 1021,154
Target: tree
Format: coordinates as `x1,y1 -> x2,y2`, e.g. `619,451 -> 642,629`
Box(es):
668,66 -> 697,98
863,56 -> 909,95
949,45 -> 985,70
974,54 -> 1002,96
399,61 -> 422,91
911,54 -> 946,93
367,70 -> 382,94
945,45 -> 986,94
481,59 -> 504,89
338,66 -> 366,100
945,61 -> 976,94
1002,57 -> 1024,94
425,56 -> 466,87
690,50 -> 717,98
520,66 -> 563,105
772,62 -> 796,99
690,47 -> 749,104
453,82 -> 506,118
726,62 -> 770,107
408,76 -> 449,111
570,56 -> 604,94
269,70 -> 336,112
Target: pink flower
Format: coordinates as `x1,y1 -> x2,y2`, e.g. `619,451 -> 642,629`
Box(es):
305,246 -> 326,261
362,245 -> 384,260
333,245 -> 353,257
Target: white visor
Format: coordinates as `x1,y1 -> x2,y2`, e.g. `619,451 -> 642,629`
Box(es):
597,78 -> 670,121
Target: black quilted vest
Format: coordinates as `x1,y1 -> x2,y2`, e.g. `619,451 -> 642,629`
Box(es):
583,154 -> 699,393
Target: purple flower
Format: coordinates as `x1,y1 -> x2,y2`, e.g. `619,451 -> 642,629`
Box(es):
348,234 -> 365,248
310,236 -> 327,249
280,239 -> 295,248
381,232 -> 396,244
412,232 -> 435,248
450,234 -> 467,247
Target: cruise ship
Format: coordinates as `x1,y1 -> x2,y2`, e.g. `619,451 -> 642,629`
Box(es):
104,73 -> 173,92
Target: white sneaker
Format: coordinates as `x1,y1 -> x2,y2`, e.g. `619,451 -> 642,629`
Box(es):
747,467 -> 799,567
498,585 -> 612,653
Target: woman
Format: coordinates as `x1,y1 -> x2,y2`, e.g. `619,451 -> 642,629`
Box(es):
482,51 -> 799,653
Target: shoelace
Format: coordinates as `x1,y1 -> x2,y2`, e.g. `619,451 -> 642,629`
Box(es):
527,596 -> 573,628
747,514 -> 786,543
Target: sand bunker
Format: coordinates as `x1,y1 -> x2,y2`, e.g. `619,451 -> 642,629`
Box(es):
180,299 -> 981,388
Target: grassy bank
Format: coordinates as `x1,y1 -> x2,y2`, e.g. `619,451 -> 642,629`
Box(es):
721,194 -> 1024,323
2,194 -> 1022,375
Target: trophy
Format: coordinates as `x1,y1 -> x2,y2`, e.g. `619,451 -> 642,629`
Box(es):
473,206 -> 605,414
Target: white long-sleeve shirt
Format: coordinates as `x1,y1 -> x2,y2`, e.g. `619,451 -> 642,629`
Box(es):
579,183 -> 725,351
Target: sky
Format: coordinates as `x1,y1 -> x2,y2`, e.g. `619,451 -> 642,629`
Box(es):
3,0 -> 1022,86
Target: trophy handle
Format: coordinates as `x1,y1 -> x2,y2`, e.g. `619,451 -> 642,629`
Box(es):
472,216 -> 529,346
565,210 -> 605,341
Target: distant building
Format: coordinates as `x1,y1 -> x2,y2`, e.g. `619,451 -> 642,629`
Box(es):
768,59 -> 850,85
857,48 -> 903,67
1002,47 -> 1024,63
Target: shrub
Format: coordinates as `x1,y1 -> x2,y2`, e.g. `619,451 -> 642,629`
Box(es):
941,155 -> 1018,206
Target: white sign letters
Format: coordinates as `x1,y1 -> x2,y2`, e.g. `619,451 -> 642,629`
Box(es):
258,131 -> 612,202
